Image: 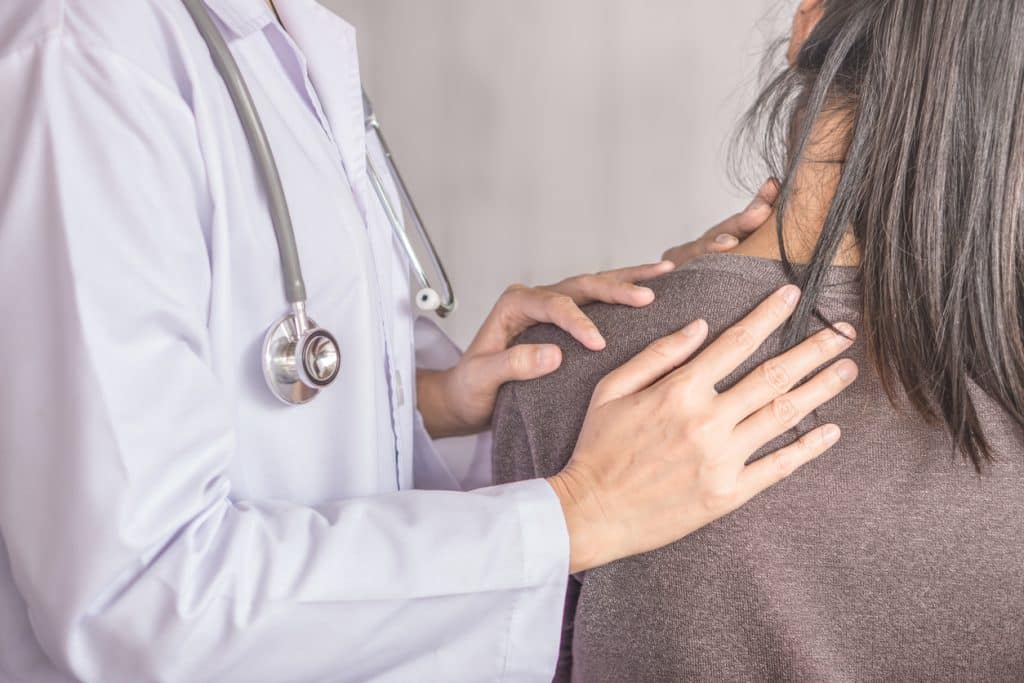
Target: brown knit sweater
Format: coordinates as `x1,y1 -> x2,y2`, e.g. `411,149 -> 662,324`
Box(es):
492,254 -> 1024,682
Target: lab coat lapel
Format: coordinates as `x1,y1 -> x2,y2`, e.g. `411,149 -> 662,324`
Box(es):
274,0 -> 407,484
273,0 -> 370,218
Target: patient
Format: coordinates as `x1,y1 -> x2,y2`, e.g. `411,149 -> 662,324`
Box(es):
492,0 -> 1024,680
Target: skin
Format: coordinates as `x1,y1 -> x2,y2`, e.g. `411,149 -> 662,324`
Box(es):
733,111 -> 859,266
418,0 -> 856,573
546,0 -> 856,574
417,181 -> 784,439
787,0 -> 826,66
734,0 -> 855,266
274,0 -> 856,575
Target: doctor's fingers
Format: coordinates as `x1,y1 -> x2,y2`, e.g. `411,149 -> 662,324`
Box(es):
468,343 -> 566,387
732,358 -> 857,454
662,178 -> 779,267
719,178 -> 780,238
548,261 -> 675,308
661,284 -> 802,389
730,423 -> 842,511
467,285 -> 596,356
490,286 -> 611,351
703,178 -> 779,248
716,323 -> 856,421
589,320 -> 709,405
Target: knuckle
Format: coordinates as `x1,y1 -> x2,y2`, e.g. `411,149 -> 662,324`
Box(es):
664,376 -> 695,406
777,431 -> 820,472
647,338 -> 677,362
759,360 -> 790,393
796,430 -> 820,452
502,283 -> 527,298
770,397 -> 800,428
549,294 -> 575,311
773,450 -> 797,476
812,328 -> 840,357
822,363 -> 850,391
724,325 -> 757,352
679,413 -> 716,444
700,479 -> 738,512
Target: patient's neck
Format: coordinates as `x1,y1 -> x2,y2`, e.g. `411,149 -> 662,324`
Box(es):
733,112 -> 861,267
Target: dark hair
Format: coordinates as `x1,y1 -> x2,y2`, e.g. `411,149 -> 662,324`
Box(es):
734,0 -> 1024,469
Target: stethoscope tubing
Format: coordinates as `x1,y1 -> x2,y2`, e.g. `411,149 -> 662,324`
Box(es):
183,0 -> 456,404
181,0 -> 307,306
186,0 -> 455,319
365,116 -> 457,317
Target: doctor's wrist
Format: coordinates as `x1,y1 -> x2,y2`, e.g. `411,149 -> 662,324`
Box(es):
546,468 -> 618,574
416,368 -> 480,439
413,366 -> 489,440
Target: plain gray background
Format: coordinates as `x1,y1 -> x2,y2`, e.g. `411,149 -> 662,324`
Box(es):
322,1 -> 793,345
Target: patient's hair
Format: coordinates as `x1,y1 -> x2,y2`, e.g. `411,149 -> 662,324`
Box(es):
734,0 -> 1024,469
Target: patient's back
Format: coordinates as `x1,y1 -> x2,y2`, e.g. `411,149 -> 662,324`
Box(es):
493,253 -> 1024,682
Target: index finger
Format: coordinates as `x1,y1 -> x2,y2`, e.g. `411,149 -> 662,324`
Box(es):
551,261 -> 675,306
676,284 -> 801,383
591,319 -> 709,404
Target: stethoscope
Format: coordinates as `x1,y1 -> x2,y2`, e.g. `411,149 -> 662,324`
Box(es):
181,0 -> 456,405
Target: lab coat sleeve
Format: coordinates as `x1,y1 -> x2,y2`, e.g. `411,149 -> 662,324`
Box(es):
0,34 -> 567,683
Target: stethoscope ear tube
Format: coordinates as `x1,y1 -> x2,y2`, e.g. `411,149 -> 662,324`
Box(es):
184,0 -> 457,406
363,93 -> 457,318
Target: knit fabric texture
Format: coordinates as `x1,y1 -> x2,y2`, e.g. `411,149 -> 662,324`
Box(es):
493,253 -> 1024,682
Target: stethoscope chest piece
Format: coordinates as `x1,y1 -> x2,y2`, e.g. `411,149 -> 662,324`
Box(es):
182,0 -> 456,406
262,308 -> 341,405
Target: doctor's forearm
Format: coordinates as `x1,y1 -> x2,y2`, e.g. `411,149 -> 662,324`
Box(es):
416,368 -> 476,439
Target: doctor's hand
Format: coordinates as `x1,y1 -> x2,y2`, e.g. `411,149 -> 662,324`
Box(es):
661,179 -> 779,268
547,285 -> 859,573
417,261 -> 676,439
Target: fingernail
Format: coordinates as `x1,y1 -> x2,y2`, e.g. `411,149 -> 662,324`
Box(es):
831,333 -> 854,349
682,319 -> 707,337
835,322 -> 856,337
536,346 -> 559,369
833,322 -> 857,345
823,424 -> 841,444
635,286 -> 655,304
657,260 -> 675,270
715,234 -> 739,246
835,359 -> 858,382
779,285 -> 801,307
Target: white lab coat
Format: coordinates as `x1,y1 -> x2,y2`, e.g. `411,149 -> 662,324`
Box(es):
0,1 -> 568,681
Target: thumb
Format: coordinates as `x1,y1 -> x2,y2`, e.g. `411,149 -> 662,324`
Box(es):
748,177 -> 780,211
735,178 -> 780,230
477,344 -> 564,387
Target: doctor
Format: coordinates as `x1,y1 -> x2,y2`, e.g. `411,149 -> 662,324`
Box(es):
0,1 -> 856,681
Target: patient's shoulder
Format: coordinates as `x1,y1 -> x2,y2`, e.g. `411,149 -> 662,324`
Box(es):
493,254 -> 796,480
517,253 -> 793,374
